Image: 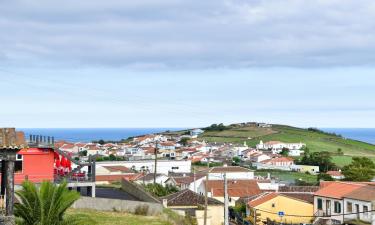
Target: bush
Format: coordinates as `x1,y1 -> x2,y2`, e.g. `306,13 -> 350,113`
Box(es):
134,205 -> 149,216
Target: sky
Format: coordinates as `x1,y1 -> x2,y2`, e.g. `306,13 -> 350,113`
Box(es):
1,0 -> 375,128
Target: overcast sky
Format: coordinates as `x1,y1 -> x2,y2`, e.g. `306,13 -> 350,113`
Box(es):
1,0 -> 375,128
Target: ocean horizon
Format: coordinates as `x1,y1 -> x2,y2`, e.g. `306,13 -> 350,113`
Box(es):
19,127 -> 375,144
20,128 -> 187,143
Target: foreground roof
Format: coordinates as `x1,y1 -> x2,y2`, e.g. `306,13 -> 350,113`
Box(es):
314,182 -> 366,199
162,189 -> 223,206
343,185 -> 375,202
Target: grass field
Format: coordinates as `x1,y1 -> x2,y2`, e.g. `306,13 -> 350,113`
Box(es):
67,209 -> 180,225
199,124 -> 375,167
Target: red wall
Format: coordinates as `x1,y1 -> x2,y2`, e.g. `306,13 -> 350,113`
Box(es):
14,148 -> 55,184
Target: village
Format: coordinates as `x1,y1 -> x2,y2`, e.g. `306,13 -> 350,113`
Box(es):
1,125 -> 375,225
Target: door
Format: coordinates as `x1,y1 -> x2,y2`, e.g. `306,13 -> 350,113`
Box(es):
326,200 -> 331,216
355,204 -> 360,219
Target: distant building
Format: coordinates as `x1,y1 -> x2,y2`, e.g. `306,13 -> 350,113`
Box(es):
208,166 -> 255,180
326,170 -> 345,180
291,165 -> 320,175
190,129 -> 204,138
257,123 -> 272,128
256,140 -> 305,154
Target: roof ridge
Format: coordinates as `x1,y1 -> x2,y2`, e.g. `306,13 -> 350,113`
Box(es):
166,189 -> 191,202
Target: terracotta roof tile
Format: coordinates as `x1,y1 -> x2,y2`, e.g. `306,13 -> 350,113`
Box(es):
162,189 -> 223,206
315,182 -> 365,199
205,180 -> 261,197
209,166 -> 253,173
343,186 -> 375,201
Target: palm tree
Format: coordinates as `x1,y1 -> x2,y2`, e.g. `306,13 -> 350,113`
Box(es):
15,180 -> 86,225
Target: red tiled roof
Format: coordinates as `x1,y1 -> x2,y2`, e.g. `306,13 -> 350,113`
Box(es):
206,180 -> 261,197
96,174 -> 142,182
210,166 -> 252,173
343,185 -> 375,201
248,193 -> 278,207
326,171 -> 343,177
315,182 -> 365,199
264,141 -> 283,145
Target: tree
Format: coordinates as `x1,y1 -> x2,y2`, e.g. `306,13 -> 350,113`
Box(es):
280,148 -> 290,156
317,173 -> 335,182
109,154 -> 116,161
15,181 -> 87,225
337,148 -> 343,155
79,150 -> 87,157
342,157 -> 375,181
299,151 -> 336,172
232,156 -> 241,166
179,137 -> 190,146
98,139 -> 105,145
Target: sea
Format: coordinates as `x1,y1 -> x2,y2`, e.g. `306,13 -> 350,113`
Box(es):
19,128 -> 375,144
20,128 -> 185,143
321,128 -> 375,145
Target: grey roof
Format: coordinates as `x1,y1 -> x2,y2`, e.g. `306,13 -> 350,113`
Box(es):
161,189 -> 223,206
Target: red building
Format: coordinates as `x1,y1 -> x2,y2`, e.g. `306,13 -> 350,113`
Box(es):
13,148 -> 55,184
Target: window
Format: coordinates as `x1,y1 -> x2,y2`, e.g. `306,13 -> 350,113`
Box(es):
363,206 -> 369,217
171,167 -> 179,170
317,198 -> 323,210
272,203 -> 275,208
16,154 -> 23,160
347,202 -> 352,213
334,201 -> 341,213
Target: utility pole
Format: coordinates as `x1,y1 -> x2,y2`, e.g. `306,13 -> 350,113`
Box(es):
224,172 -> 229,225
154,141 -> 158,185
204,161 -> 210,225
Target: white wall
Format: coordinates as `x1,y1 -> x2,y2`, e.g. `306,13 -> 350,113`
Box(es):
314,196 -> 344,223
343,198 -> 373,223
208,171 -> 254,180
96,160 -> 191,175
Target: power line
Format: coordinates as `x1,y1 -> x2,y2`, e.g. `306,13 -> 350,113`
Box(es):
253,208 -> 375,218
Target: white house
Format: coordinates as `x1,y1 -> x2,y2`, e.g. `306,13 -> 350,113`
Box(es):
208,166 -> 254,180
256,140 -> 306,154
190,129 -> 204,138
313,181 -> 375,224
135,173 -> 170,187
288,149 -> 304,157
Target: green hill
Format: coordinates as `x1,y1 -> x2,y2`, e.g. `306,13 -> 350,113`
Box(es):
199,124 -> 375,167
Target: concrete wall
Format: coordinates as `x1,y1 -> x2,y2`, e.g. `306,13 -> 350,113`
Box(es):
72,196 -> 163,216
96,160 -> 191,174
121,178 -> 160,203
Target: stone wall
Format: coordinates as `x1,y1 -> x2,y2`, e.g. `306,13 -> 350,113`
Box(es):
72,196 -> 163,216
121,178 -> 160,203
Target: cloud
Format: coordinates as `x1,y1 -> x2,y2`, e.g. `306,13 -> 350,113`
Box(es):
1,0 -> 375,69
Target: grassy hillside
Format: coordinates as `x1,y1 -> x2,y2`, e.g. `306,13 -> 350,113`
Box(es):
199,124 -> 375,166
